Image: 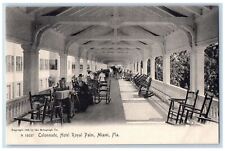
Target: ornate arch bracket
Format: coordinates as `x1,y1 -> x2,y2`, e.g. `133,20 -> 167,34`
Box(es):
65,38 -> 81,55
158,39 -> 166,55
31,22 -> 52,51
179,24 -> 196,48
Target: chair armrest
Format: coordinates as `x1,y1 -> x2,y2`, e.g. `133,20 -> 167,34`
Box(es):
197,116 -> 212,121
169,98 -> 186,102
183,106 -> 201,112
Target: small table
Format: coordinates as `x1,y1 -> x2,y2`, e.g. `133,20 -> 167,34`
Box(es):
54,90 -> 74,123
55,90 -> 70,100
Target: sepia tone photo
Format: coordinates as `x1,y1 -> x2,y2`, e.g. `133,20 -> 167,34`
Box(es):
5,4 -> 220,145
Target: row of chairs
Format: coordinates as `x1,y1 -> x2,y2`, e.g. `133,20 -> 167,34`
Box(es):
123,72 -> 132,81
96,80 -> 111,104
130,73 -> 215,125
87,79 -> 111,104
131,73 -> 154,98
166,88 -> 214,125
72,77 -> 111,105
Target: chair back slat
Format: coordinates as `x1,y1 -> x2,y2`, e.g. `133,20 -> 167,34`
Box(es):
200,93 -> 214,118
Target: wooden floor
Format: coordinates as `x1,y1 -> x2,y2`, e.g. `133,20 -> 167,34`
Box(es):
65,78 -> 168,125
68,78 -> 126,125
119,79 -> 168,123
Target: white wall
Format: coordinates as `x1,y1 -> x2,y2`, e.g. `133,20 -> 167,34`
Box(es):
67,55 -> 75,81
6,41 -> 23,100
39,50 -> 60,91
39,50 -> 50,91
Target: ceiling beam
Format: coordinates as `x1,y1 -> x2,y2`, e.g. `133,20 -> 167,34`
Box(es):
151,6 -> 174,17
91,7 -> 106,16
36,15 -> 194,27
26,7 -> 44,14
88,48 -> 142,52
182,6 -> 202,16
67,25 -> 162,44
113,7 -> 119,43
78,7 -> 100,16
74,34 -> 162,42
121,26 -> 162,40
56,7 -> 75,16
83,43 -> 147,50
142,7 -> 162,17
69,7 -> 89,16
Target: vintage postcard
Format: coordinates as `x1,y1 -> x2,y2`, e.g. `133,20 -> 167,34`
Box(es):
4,3 -> 220,146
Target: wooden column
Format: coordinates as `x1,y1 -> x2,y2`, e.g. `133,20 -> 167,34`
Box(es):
22,44 -> 39,95
190,46 -> 205,95
151,57 -> 155,79
163,53 -> 170,84
75,56 -> 80,77
59,53 -> 68,79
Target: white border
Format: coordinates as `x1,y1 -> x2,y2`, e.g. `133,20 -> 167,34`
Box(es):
0,1 -> 224,151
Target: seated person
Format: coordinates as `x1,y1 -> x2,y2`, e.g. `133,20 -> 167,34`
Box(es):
74,74 -> 93,112
86,71 -> 94,84
54,77 -> 69,91
98,70 -> 106,82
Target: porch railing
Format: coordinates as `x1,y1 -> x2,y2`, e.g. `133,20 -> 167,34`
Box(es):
6,95 -> 30,124
151,79 -> 219,123
6,89 -> 52,124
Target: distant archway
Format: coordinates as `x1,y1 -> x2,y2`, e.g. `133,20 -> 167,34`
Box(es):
136,62 -> 139,72
140,60 -> 143,74
147,59 -> 151,75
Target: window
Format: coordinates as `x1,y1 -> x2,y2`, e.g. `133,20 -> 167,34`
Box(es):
6,55 -> 10,72
155,56 -> 163,81
16,83 -> 21,97
6,85 -> 11,100
40,59 -> 44,70
11,56 -> 14,72
204,43 -> 219,98
140,61 -> 143,74
80,64 -> 83,70
170,50 -> 190,89
49,59 -> 58,70
136,62 -> 139,72
87,64 -> 90,70
45,59 -> 49,70
147,59 -> 151,75
16,56 -> 23,71
72,63 -> 75,70
6,55 -> 14,72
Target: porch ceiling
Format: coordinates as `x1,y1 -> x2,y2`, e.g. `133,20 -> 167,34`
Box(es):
19,6 -> 216,63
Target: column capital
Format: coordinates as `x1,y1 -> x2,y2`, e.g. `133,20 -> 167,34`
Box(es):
191,45 -> 206,55
21,43 -> 39,53
74,55 -> 80,60
58,50 -> 68,56
59,52 -> 68,57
